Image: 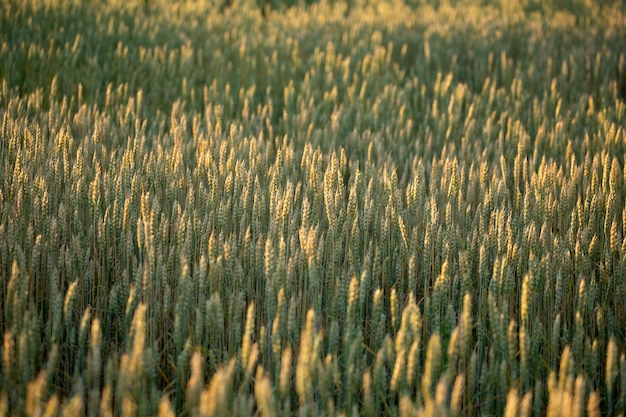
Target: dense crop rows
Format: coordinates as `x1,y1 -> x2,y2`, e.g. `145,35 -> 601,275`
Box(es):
1,0 -> 626,415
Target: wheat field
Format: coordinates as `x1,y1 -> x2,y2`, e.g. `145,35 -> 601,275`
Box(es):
1,0 -> 626,415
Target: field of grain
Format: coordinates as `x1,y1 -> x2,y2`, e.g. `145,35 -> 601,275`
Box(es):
1,0 -> 626,415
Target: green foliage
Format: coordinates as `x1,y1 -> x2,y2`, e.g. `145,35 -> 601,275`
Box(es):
1,0 -> 626,415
